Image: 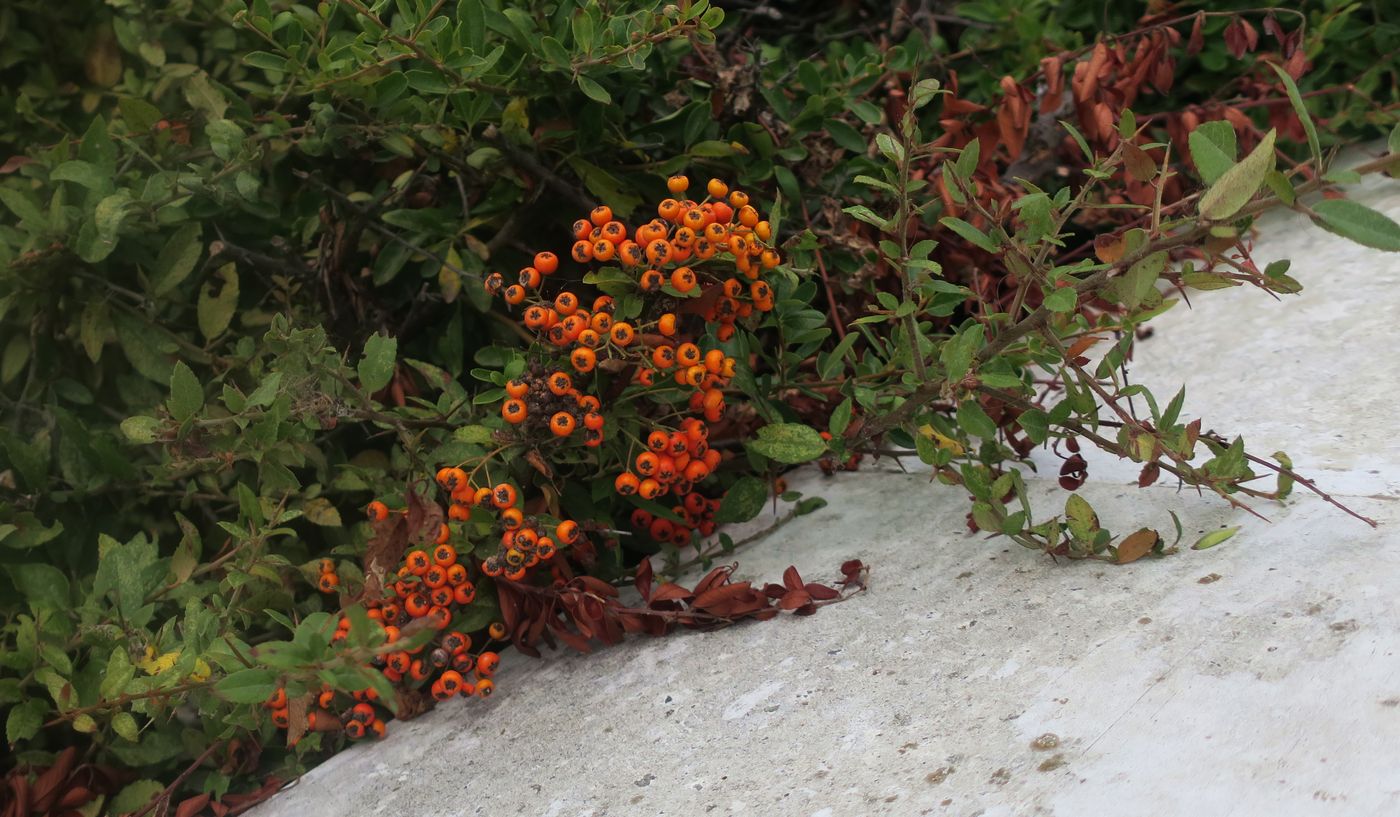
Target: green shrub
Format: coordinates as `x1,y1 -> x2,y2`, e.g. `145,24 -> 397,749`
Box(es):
0,1 -> 1396,813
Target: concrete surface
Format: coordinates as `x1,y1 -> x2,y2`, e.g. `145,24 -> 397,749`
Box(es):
249,151 -> 1400,816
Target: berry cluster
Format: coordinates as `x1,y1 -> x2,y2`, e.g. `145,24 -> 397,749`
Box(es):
316,558 -> 340,593
498,368 -> 604,446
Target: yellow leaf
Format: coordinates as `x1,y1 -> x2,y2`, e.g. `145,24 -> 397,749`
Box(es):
137,650 -> 180,675
918,424 -> 965,456
188,658 -> 212,683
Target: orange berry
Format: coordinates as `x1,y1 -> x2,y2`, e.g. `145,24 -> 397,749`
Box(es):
706,178 -> 729,199
318,572 -> 340,592
571,240 -> 593,263
476,651 -> 501,677
570,347 -> 597,373
583,411 -> 605,431
492,483 -> 518,509
651,345 -> 676,369
500,507 -> 524,529
547,371 -> 573,395
590,205 -> 613,227
614,472 -> 640,495
518,266 -> 542,289
671,266 -> 697,293
551,412 -> 576,437
667,175 -> 689,194
638,478 -> 663,500
503,284 -> 526,305
610,323 -> 635,346
502,398 -> 527,423
645,239 -> 672,265
405,550 -> 431,575
534,251 -> 559,274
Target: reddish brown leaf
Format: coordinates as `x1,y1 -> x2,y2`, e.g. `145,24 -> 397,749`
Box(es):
1223,17 -> 1258,60
650,582 -> 693,604
176,792 -> 212,817
1187,12 -> 1206,55
1059,453 -> 1088,491
1065,334 -> 1106,359
1094,233 -> 1126,264
1040,57 -> 1064,114
778,589 -> 813,610
1123,143 -> 1155,182
1138,462 -> 1161,487
0,155 -> 34,174
634,558 -> 654,601
782,565 -> 804,591
805,582 -> 841,601
1115,528 -> 1162,564
29,746 -> 77,812
693,581 -> 756,612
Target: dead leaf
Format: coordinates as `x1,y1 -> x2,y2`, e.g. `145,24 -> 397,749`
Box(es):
1115,528 -> 1161,564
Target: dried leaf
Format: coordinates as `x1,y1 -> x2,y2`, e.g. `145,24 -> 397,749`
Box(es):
1115,528 -> 1161,564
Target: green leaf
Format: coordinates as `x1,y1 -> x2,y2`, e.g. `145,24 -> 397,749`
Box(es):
454,425 -> 494,444
150,223 -> 203,297
0,428 -> 47,491
748,423 -> 827,464
713,476 -> 768,524
72,713 -> 98,733
1199,129 -> 1276,222
1192,526 -> 1239,550
1187,120 -> 1237,184
939,216 -> 999,252
243,50 -> 289,72
6,699 -> 45,744
167,361 -> 204,422
1017,409 -> 1049,444
303,497 -> 342,527
110,780 -> 166,814
405,69 -> 451,94
1121,251 -> 1167,309
118,97 -> 161,132
51,160 -> 110,191
829,397 -> 853,437
4,563 -> 69,610
940,323 -> 984,382
206,119 -> 244,161
214,668 -> 280,703
1309,199 -> 1400,252
120,416 -> 162,444
1266,62 -> 1320,167
358,333 -> 398,393
112,711 -> 140,741
1042,286 -> 1077,312
183,71 -> 228,120
576,75 -> 611,104
956,400 -> 997,439
197,262 -> 240,339
102,648 -> 136,700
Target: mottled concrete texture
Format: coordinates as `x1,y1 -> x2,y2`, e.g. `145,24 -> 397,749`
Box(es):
250,149 -> 1400,816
